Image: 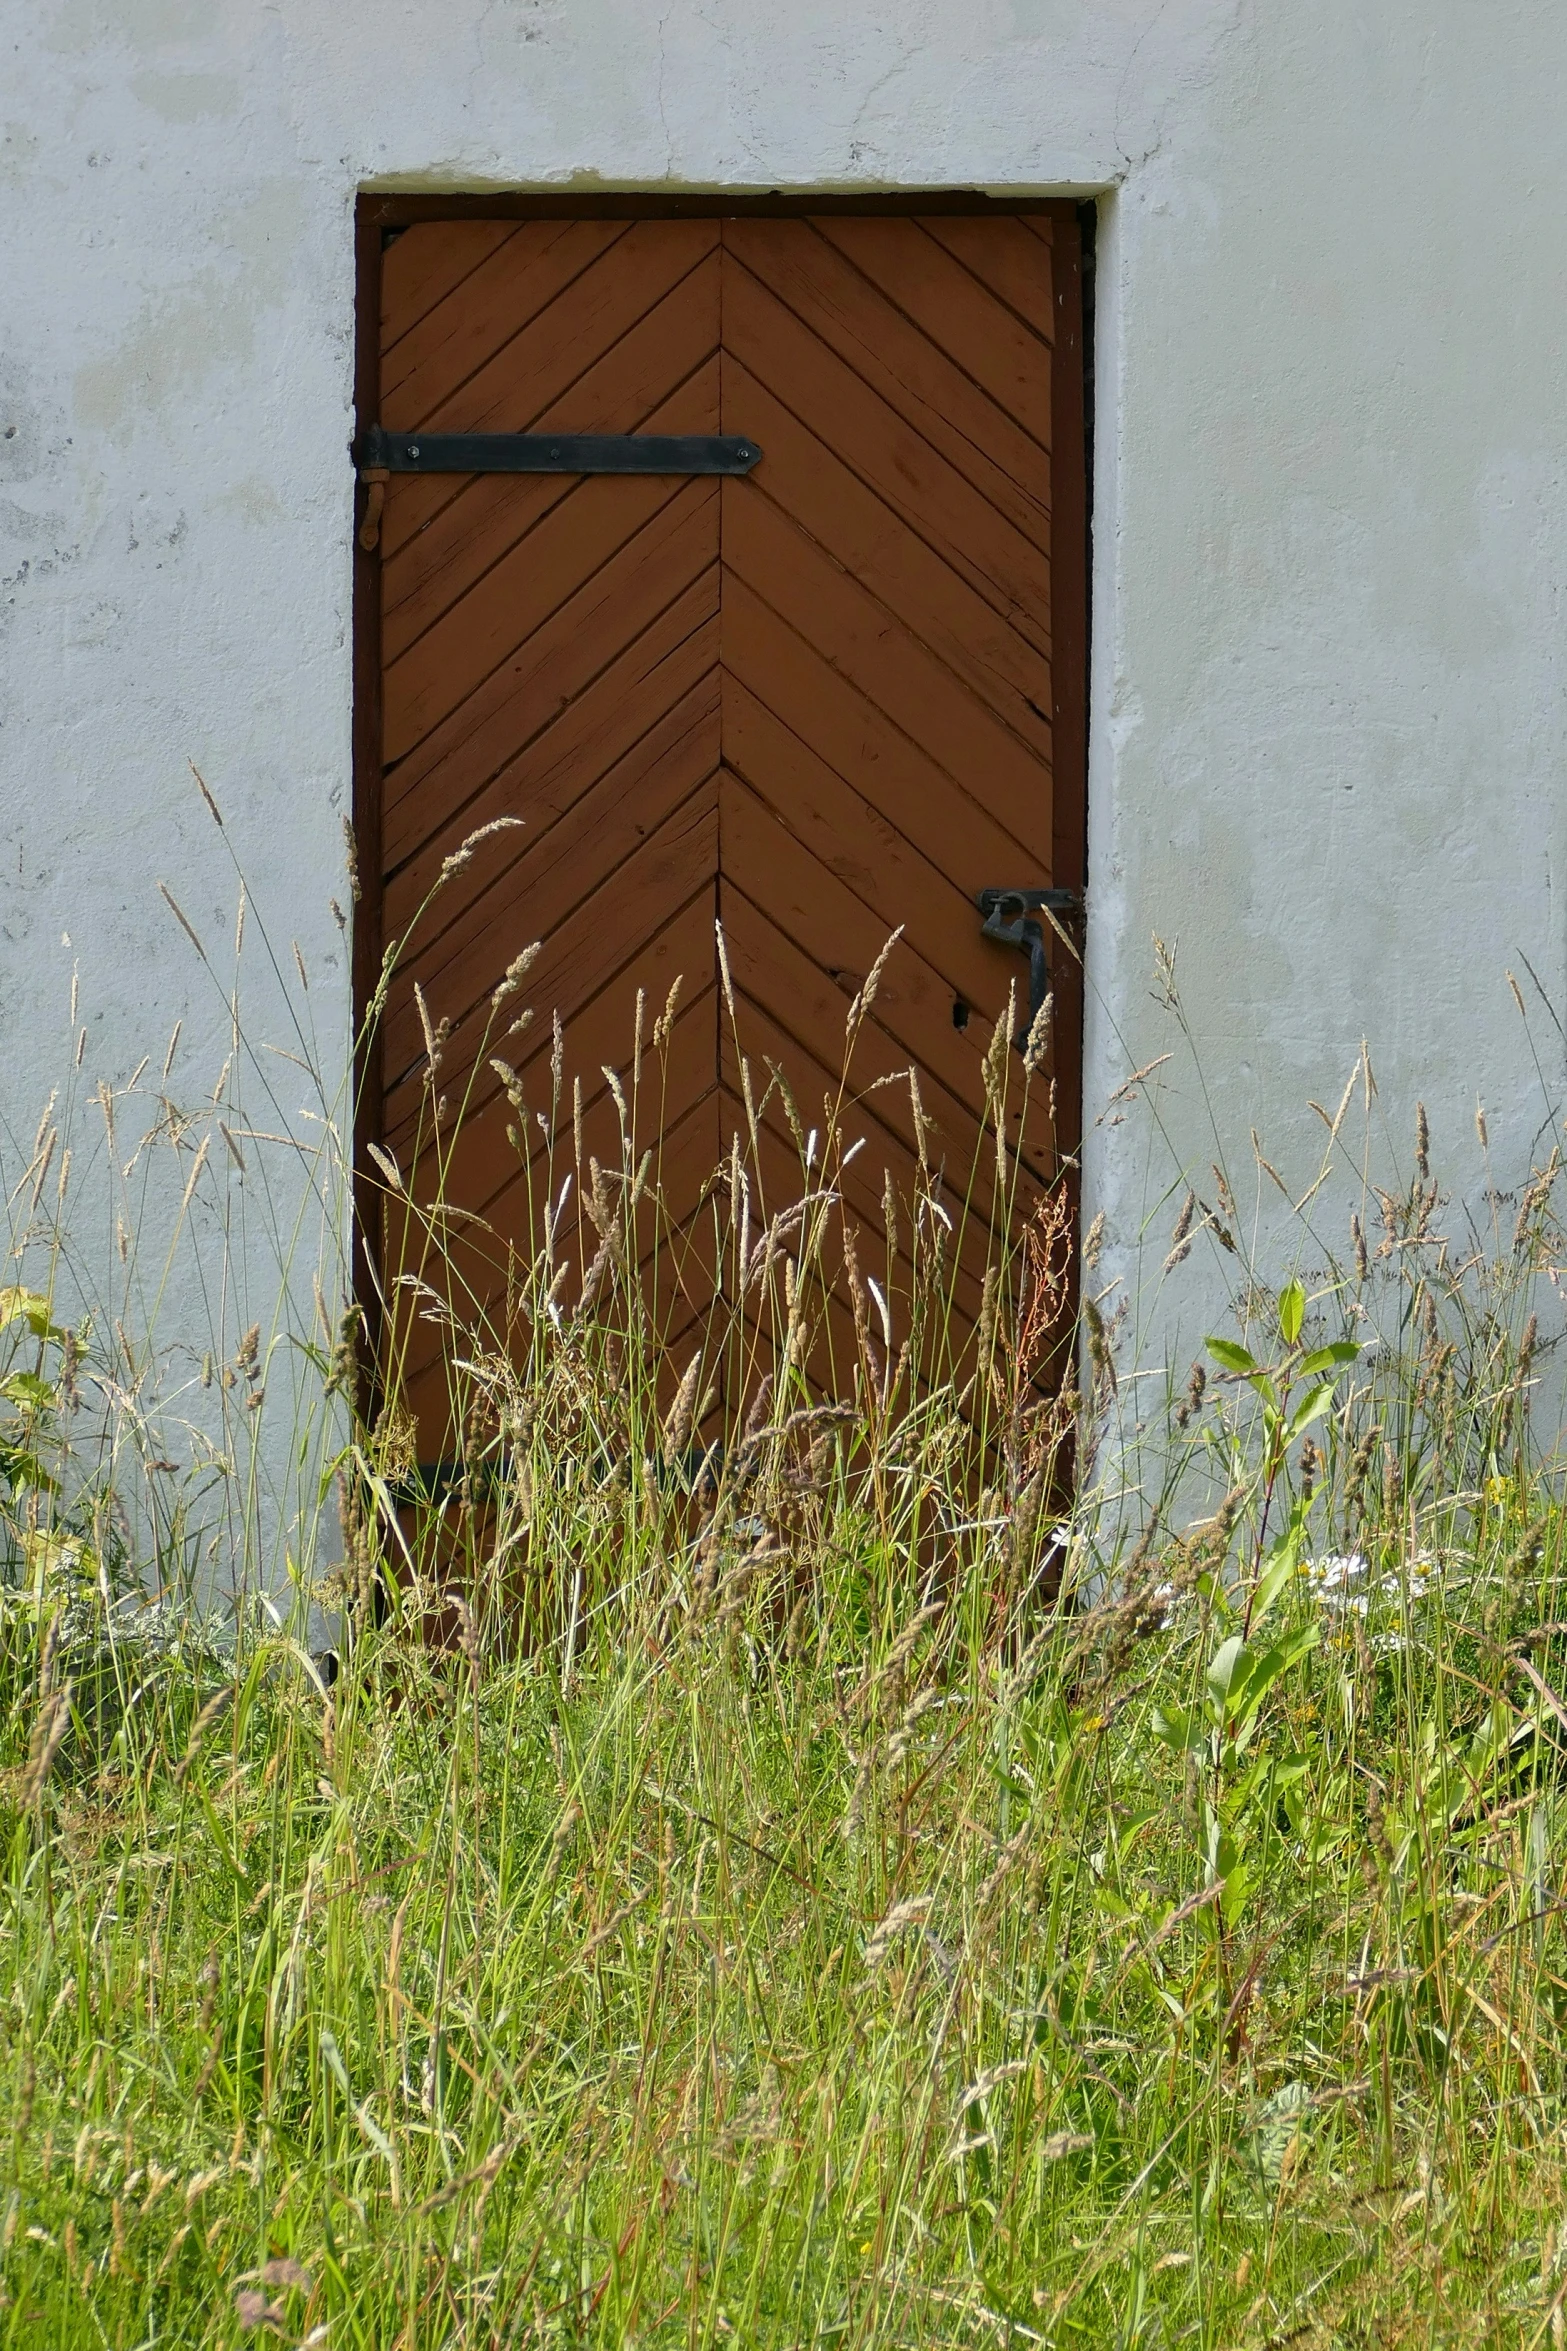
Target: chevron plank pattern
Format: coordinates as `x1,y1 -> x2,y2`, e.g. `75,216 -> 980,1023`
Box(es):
369,213 -> 1080,1441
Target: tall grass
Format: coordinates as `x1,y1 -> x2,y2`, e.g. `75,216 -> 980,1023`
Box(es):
2,807 -> 1566,2347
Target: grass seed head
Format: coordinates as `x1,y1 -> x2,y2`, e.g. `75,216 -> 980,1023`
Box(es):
24,1682 -> 73,1807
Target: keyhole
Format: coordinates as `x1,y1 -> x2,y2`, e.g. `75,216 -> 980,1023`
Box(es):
952,999 -> 969,1031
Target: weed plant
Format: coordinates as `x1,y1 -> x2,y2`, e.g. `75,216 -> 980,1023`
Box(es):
1,805 -> 1566,2346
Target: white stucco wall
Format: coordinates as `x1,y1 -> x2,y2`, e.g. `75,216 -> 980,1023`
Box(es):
4,0 -> 1566,1515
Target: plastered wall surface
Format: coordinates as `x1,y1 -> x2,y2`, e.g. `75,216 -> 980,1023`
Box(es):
3,0 -> 1566,1517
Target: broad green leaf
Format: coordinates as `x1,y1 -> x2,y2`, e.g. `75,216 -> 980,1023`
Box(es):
1251,1535 -> 1302,1629
1206,1636 -> 1249,1712
1,1371 -> 56,1411
1227,1751 -> 1273,1806
1278,1279 -> 1305,1346
1207,1821 -> 1253,1922
0,1287 -> 63,1343
1232,1625 -> 1320,1728
1298,1341 -> 1361,1377
1115,1802 -> 1166,1841
1285,1383 -> 1337,1441
1221,1859 -> 1253,1926
1151,1705 -> 1205,1754
1206,1336 -> 1280,1405
0,1448 -> 59,1497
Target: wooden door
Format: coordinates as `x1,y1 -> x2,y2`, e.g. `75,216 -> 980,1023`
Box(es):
356,204 -> 1086,1447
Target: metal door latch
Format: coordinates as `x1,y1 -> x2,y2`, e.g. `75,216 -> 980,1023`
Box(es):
976,887 -> 1082,1053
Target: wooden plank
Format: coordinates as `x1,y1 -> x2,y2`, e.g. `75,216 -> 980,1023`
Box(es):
719,571 -> 1046,879
468,981 -> 719,1234
721,355 -> 1049,745
914,215 -> 1055,341
386,670 -> 719,1041
379,220 -> 715,563
646,1096 -> 992,1405
721,219 -> 1049,537
394,1029 -> 723,1382
383,502 -> 718,867
658,1276 -> 875,1423
384,852 -> 717,1153
627,1082 -> 734,1326
668,1097 -> 871,1292
717,987 -> 996,1335
383,263 -> 722,656
717,879 -> 1053,1220
380,219 -> 638,559
487,959 -> 720,1176
388,595 -> 718,940
383,795 -> 717,1149
383,482 -> 719,815
719,720 -> 1073,1168
354,209 -> 388,1395
432,899 -> 717,1161
644,1120 -> 877,1404
382,218 -> 687,419
385,473 -> 707,762
812,217 -> 1051,449
721,676 -> 1025,1016
723,538 -> 1052,874
381,220 -> 528,353
722,489 -> 1051,849
398,1025 -> 1047,1410
720,767 -> 1011,1106
390,1149 -> 710,1401
388,989 -> 721,1398
721,258 -> 1050,652
657,1129 -> 952,1412
386,749 -> 719,1121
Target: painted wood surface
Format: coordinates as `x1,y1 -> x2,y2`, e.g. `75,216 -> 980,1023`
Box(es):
367,211 -> 1084,1437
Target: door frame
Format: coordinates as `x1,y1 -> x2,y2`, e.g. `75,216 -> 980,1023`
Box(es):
351,190 -> 1091,1370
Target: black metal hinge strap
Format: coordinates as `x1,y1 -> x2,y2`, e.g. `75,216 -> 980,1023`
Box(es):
976,887 -> 1084,1055
357,427 -> 763,476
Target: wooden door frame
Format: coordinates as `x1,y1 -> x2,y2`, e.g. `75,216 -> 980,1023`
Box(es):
350,190 -> 1091,1373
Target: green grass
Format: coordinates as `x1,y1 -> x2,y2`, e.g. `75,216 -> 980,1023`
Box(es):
8,1433 -> 1567,2350
4,820 -> 1567,2346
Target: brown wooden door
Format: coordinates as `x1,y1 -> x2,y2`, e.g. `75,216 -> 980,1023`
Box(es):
357,205 -> 1086,1443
